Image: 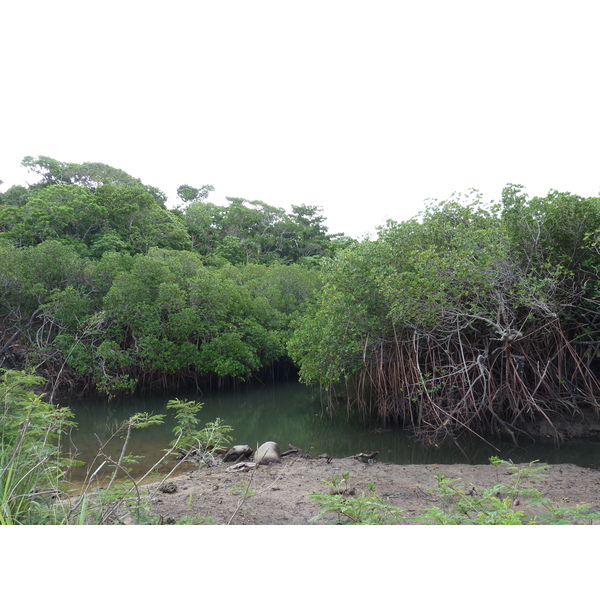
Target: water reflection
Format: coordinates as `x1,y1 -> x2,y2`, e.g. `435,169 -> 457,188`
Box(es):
62,381 -> 600,482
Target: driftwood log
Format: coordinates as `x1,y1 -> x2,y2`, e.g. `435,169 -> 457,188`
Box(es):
280,444 -> 303,457
348,451 -> 379,463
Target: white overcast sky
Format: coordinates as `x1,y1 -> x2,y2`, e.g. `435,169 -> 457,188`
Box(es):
1,1 -> 599,239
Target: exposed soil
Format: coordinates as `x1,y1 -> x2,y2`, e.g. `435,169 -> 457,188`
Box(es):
142,453 -> 600,524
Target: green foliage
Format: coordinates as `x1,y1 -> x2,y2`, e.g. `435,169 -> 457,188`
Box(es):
501,184 -> 600,273
3,156 -> 192,256
0,184 -> 100,247
1,242 -> 321,394
417,458 -> 600,525
22,155 -> 143,189
166,398 -> 233,458
87,252 -> 297,390
175,514 -> 215,525
289,239 -> 389,388
176,183 -> 215,206
180,195 -> 346,264
4,156 -> 599,443
92,183 -> 192,254
291,188 -> 600,440
0,184 -> 32,207
309,471 -> 405,524
0,369 -> 79,524
3,156 -> 349,270
0,155 -> 337,396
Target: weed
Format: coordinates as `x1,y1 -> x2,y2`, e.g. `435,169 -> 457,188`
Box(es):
166,398 -> 233,464
309,471 -> 404,524
229,483 -> 256,497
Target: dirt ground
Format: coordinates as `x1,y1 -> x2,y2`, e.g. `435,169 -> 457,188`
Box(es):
142,452 -> 600,525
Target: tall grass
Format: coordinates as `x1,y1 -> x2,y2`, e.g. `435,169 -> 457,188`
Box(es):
0,370 -> 77,524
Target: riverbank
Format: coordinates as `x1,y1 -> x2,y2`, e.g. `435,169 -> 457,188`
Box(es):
140,454 -> 600,524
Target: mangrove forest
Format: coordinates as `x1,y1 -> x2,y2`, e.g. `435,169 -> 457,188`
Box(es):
1,156 -> 599,443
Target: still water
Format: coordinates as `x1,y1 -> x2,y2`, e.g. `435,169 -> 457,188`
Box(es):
62,380 -> 600,481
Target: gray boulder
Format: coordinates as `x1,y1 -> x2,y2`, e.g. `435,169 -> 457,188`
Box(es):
255,441 -> 281,465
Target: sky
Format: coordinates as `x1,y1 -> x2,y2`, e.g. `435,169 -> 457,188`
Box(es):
2,1 -> 599,239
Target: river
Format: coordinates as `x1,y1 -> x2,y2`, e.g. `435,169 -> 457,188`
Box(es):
62,380 -> 600,483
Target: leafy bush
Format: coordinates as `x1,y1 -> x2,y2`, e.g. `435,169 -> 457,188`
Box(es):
0,369 -> 78,524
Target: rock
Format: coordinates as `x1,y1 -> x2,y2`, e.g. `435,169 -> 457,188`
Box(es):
255,441 -> 281,465
222,444 -> 253,463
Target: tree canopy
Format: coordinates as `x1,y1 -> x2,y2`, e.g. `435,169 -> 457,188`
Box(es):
0,155 -> 345,397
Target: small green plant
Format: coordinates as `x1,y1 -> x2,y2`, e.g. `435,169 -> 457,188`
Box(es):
66,398 -> 236,525
70,400 -> 235,524
417,457 -> 600,525
309,471 -> 404,524
166,398 -> 233,463
108,412 -> 166,487
81,480 -> 157,525
229,482 -> 256,497
417,473 -> 530,524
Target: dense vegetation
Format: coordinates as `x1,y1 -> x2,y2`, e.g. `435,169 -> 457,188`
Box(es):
2,157 -> 598,526
0,155 -> 349,398
290,186 -> 600,442
1,156 -> 599,444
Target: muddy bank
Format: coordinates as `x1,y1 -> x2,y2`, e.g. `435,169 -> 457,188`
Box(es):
142,454 -> 600,524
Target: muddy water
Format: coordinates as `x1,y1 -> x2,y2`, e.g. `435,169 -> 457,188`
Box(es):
62,380 -> 600,483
